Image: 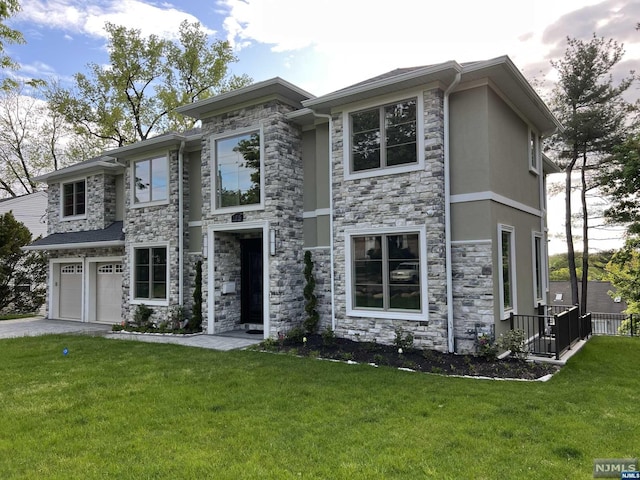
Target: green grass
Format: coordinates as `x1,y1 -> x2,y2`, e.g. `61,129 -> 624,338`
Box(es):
0,313 -> 39,321
0,335 -> 638,479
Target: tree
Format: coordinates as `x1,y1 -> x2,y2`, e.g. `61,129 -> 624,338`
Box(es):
0,0 -> 24,90
191,260 -> 203,332
600,134 -> 640,235
47,21 -> 252,147
0,81 -> 105,197
550,35 -> 635,312
605,238 -> 640,316
0,211 -> 46,313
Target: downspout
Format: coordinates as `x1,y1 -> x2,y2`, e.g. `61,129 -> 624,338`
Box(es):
178,140 -> 185,308
310,112 -> 336,331
444,72 -> 461,353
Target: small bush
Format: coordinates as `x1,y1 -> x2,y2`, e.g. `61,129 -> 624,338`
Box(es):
285,326 -> 306,344
321,327 -> 336,346
497,329 -> 528,360
133,304 -> 153,328
476,333 -> 498,359
393,328 -> 414,350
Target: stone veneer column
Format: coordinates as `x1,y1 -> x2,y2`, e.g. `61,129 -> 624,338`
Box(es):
451,241 -> 495,353
198,100 -> 305,337
330,88 -> 450,351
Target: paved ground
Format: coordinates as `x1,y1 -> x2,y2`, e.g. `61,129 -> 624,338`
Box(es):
0,317 -> 263,351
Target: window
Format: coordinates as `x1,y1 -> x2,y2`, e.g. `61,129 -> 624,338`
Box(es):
134,247 -> 167,300
532,233 -> 544,303
529,129 -> 539,174
498,225 -> 516,317
214,130 -> 261,209
62,180 -> 86,217
134,157 -> 168,204
351,99 -> 417,172
349,230 -> 426,317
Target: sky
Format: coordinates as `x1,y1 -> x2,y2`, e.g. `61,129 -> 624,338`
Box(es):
5,0 -> 640,253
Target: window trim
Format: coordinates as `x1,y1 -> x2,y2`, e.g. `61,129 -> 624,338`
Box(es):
131,155 -> 170,208
532,231 -> 546,306
343,91 -> 425,181
345,225 -> 428,321
130,242 -> 170,306
528,128 -> 540,175
211,125 -> 265,213
60,178 -> 87,220
498,224 -> 517,320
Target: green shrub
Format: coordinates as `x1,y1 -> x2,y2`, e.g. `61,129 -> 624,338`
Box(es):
393,327 -> 414,350
285,326 -> 306,344
321,327 -> 336,346
303,251 -> 319,334
133,304 -> 153,328
497,329 -> 528,360
476,333 -> 498,359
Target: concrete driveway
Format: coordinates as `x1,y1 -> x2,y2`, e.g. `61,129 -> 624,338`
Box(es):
0,317 -> 262,351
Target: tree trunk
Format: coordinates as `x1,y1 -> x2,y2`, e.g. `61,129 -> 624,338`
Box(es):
580,151 -> 589,314
566,156 -> 579,308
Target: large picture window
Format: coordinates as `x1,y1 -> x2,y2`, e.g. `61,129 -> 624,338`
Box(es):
134,157 -> 168,204
351,99 -> 417,172
351,232 -> 421,312
134,247 -> 167,300
62,180 -> 86,217
215,131 -> 261,209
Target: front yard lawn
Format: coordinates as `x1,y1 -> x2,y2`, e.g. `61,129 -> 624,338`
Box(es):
0,335 -> 637,479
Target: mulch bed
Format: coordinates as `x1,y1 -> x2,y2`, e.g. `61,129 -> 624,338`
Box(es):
265,334 -> 560,380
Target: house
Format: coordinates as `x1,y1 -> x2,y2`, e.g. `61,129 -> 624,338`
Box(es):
549,281 -> 627,314
0,191 -> 47,238
26,55 -> 561,353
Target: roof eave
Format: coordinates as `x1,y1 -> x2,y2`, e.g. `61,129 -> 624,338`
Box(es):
176,78 -> 315,119
302,61 -> 463,112
23,239 -> 125,252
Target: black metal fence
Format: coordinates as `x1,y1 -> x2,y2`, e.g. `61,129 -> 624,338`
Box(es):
510,306 -> 592,360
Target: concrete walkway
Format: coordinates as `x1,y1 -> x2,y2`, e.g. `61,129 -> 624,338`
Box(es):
0,317 -> 263,351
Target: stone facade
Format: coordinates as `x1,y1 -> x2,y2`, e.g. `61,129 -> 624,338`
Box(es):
199,100 -> 305,337
451,241 -> 495,353
122,150 -> 181,325
47,173 -> 119,234
331,88 -> 450,351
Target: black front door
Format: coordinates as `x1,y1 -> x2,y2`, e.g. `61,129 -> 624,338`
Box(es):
240,238 -> 263,324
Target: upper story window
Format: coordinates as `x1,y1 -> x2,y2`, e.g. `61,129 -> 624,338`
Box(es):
529,129 -> 540,174
214,129 -> 263,210
134,157 -> 168,205
351,99 -> 417,172
343,93 -> 424,181
62,180 -> 86,218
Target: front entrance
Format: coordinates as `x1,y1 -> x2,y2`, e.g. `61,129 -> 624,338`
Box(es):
240,238 -> 263,324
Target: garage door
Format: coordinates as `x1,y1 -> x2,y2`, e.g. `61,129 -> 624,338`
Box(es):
96,262 -> 123,323
59,263 -> 82,320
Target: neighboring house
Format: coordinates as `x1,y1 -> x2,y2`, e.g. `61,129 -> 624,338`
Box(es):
26,55 -> 562,353
0,191 -> 48,239
549,281 -> 627,314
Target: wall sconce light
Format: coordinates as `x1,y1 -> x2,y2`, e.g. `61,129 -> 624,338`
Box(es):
269,229 -> 276,256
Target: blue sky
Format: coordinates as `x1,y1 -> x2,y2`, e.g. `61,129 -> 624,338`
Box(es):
5,0 -> 639,253
7,0 -> 640,98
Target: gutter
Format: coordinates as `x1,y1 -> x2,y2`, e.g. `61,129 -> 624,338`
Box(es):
178,141 -> 185,308
444,72 -> 461,353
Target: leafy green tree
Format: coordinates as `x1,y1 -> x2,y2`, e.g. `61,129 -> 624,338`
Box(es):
605,238 -> 640,316
0,211 -> 46,313
47,20 -> 251,147
0,0 -> 24,90
191,260 -> 202,332
600,134 -> 640,235
550,35 -> 635,312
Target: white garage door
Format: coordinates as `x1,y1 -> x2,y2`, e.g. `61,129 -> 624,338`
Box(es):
59,263 -> 82,320
96,262 -> 123,324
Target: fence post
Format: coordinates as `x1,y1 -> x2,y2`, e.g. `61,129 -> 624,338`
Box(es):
554,313 -> 560,361
509,312 -> 514,330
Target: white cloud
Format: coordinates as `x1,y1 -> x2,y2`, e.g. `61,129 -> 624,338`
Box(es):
17,0 -> 212,40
